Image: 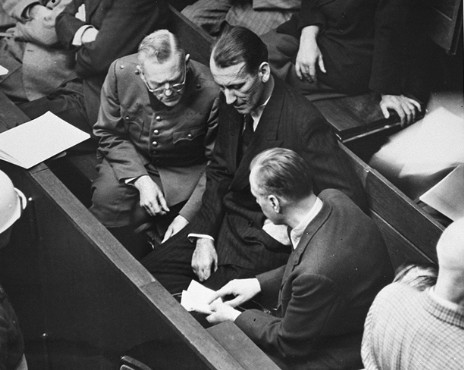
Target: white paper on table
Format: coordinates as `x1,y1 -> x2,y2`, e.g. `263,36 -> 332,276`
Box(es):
180,280 -> 221,314
0,111 -> 90,169
420,164 -> 464,221
0,65 -> 8,76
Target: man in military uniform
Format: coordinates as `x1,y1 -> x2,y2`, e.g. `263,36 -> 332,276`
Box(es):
90,30 -> 219,258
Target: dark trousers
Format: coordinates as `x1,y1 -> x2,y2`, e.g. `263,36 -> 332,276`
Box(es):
141,225 -> 256,294
18,78 -> 91,134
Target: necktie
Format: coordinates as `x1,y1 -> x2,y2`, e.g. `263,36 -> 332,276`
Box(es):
238,114 -> 254,163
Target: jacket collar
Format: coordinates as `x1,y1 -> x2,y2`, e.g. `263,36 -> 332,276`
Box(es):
281,199 -> 333,286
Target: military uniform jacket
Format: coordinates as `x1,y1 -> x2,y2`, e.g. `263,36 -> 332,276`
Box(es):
94,55 -> 219,218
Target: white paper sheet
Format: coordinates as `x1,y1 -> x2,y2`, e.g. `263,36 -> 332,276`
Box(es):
420,164 -> 464,221
0,65 -> 8,76
0,111 -> 90,169
180,280 -> 221,314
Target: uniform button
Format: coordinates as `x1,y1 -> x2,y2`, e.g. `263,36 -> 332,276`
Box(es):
153,129 -> 159,135
187,133 -> 192,138
120,65 -> 125,69
152,141 -> 158,146
125,116 -> 130,120
196,83 -> 201,89
152,150 -> 157,154
156,116 -> 161,121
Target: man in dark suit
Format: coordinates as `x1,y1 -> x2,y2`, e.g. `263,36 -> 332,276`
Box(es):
18,0 -> 169,134
206,148 -> 392,370
261,0 -> 429,125
142,26 -> 366,293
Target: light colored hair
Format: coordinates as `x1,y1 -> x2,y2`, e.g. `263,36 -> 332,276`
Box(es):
250,148 -> 313,201
138,29 -> 185,65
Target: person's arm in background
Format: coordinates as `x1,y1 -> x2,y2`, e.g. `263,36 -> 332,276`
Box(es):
294,0 -> 327,82
55,0 -> 169,78
370,0 -> 423,126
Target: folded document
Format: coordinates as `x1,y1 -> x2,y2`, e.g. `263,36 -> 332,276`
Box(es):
0,111 -> 90,169
180,280 -> 221,314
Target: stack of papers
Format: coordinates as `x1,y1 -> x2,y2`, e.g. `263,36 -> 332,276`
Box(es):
180,281 -> 221,314
0,111 -> 90,169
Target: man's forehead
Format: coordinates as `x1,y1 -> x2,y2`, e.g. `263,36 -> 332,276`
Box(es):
210,60 -> 250,84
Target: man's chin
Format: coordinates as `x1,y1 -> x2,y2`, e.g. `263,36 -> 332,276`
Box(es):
161,98 -> 181,107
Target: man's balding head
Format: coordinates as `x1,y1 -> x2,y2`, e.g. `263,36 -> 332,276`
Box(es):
437,218 -> 464,274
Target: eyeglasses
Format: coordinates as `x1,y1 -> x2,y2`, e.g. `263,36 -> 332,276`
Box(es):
138,62 -> 187,97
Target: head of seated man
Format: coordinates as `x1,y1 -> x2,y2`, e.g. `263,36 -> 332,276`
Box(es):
137,30 -> 189,107
210,26 -> 273,115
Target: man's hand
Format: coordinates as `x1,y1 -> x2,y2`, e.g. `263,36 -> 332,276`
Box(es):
16,5 -> 58,45
206,300 -> 241,324
209,278 -> 261,308
380,94 -> 422,127
162,215 -> 189,243
134,175 -> 169,217
192,238 -> 217,282
295,26 -> 326,83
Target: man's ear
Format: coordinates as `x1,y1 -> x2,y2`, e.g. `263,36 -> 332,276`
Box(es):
269,195 -> 280,213
185,53 -> 190,64
258,62 -> 271,83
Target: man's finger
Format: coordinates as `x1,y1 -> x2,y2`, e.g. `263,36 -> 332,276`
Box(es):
224,296 -> 242,308
408,99 -> 422,111
295,63 -> 303,80
158,193 -> 170,213
318,55 -> 326,73
380,104 -> 390,119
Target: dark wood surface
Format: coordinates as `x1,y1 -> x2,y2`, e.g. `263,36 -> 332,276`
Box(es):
313,93 -> 403,143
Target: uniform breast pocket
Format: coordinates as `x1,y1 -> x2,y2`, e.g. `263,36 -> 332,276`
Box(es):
121,106 -> 145,140
172,126 -> 205,145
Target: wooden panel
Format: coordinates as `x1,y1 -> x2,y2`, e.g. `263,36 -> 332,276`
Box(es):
313,93 -> 402,142
428,0 -> 463,54
0,163 -> 253,369
0,91 -> 30,131
341,145 -> 443,263
371,212 -> 436,269
208,322 -> 281,370
169,6 -> 213,66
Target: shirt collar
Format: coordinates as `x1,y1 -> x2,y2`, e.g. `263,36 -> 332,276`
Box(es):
249,84 -> 274,131
290,197 -> 323,249
428,286 -> 464,313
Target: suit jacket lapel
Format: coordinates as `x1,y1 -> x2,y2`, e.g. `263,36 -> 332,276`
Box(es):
230,78 -> 285,190
280,200 -> 332,288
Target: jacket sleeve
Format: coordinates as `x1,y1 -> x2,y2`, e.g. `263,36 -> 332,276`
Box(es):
296,106 -> 367,211
189,99 -> 235,238
297,0 -> 326,33
56,0 -> 169,78
93,61 -> 148,181
368,0 -> 407,95
178,97 -> 220,221
235,274 -> 345,359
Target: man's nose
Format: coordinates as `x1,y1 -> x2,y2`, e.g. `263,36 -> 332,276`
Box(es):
223,89 -> 236,105
164,83 -> 173,97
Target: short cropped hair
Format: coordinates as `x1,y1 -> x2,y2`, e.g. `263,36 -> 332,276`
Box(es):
250,148 -> 313,201
138,30 -> 185,64
212,26 -> 268,74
